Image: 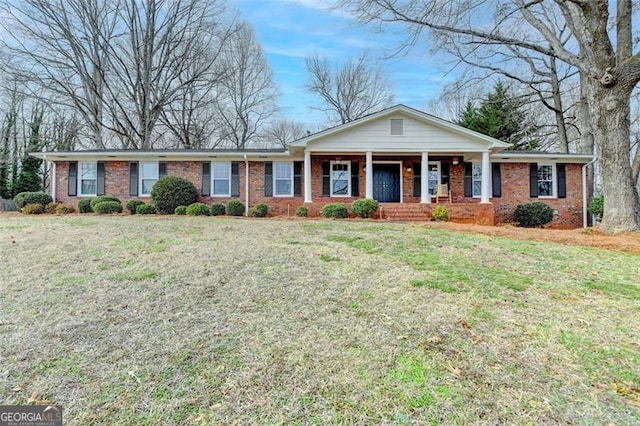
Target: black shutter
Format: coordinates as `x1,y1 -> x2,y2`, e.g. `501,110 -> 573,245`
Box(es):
412,162 -> 421,197
159,161 -> 167,177
97,161 -> 106,196
231,162 -> 240,197
557,164 -> 566,198
441,162 -> 450,186
322,162 -> 330,196
201,162 -> 210,196
264,162 -> 273,197
129,162 -> 139,196
293,161 -> 302,197
529,163 -> 539,198
463,163 -> 473,197
68,161 -> 77,196
351,161 -> 359,197
492,163 -> 502,198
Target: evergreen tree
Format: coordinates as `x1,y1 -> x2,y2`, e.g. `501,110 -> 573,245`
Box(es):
11,106 -> 44,195
0,109 -> 16,199
457,81 -> 538,150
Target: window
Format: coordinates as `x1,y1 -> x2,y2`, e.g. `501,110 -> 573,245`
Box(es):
472,163 -> 482,197
427,162 -> 440,196
274,162 -> 293,196
79,162 -> 97,196
140,161 -> 159,196
212,162 -> 231,196
538,164 -> 555,197
331,161 -> 350,196
390,118 -> 404,135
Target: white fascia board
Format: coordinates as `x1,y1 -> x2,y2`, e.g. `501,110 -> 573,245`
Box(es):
491,152 -> 594,164
31,151 -> 295,162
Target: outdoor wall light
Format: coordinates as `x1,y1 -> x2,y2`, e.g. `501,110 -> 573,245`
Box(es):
452,157 -> 460,165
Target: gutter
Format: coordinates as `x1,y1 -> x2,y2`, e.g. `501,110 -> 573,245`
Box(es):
582,157 -> 598,228
244,154 -> 249,216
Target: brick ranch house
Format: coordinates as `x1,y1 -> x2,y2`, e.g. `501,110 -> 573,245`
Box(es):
33,105 -> 594,228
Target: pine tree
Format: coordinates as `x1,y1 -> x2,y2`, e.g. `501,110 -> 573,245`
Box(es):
11,106 -> 44,195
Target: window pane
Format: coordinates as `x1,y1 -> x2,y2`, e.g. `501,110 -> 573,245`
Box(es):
275,179 -> 291,195
142,179 -> 157,195
212,163 -> 230,179
538,165 -> 552,180
141,162 -> 158,179
538,181 -> 553,196
274,163 -> 291,179
81,180 -> 96,195
473,181 -> 482,197
332,179 -> 348,195
213,180 -> 230,195
81,162 -> 97,179
472,164 -> 482,180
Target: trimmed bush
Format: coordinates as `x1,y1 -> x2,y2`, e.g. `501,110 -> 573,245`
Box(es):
78,198 -> 93,213
90,196 -> 121,211
514,202 -> 554,228
55,204 -> 75,214
210,203 -> 226,216
249,203 -> 268,218
352,198 -> 379,218
588,195 -> 604,222
136,203 -> 156,215
186,202 -> 210,216
431,205 -> 450,222
295,206 -> 308,217
45,202 -> 61,214
93,200 -> 123,214
126,199 -> 146,214
22,203 -> 44,214
225,199 -> 245,216
322,203 -> 348,219
13,192 -> 52,208
151,175 -> 198,214
175,205 -> 187,215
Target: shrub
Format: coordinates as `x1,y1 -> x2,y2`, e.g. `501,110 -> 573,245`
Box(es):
78,198 -> 93,213
186,202 -> 210,216
93,200 -> 123,214
514,201 -> 554,228
588,195 -> 604,222
322,203 -> 348,219
174,205 -> 187,215
151,175 -> 198,214
90,196 -> 121,211
13,192 -> 52,208
55,204 -> 76,214
210,203 -> 226,216
136,203 -> 156,215
45,202 -> 61,214
126,199 -> 146,214
225,199 -> 245,216
295,206 -> 308,217
351,198 -> 379,218
431,205 -> 450,222
249,203 -> 268,218
22,203 -> 44,214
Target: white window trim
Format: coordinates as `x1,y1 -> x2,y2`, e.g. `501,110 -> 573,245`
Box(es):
537,163 -> 557,199
390,118 -> 404,136
427,161 -> 440,197
330,160 -> 351,197
139,161 -> 159,197
78,161 -> 98,197
273,161 -> 294,197
471,162 -> 482,198
211,162 -> 231,197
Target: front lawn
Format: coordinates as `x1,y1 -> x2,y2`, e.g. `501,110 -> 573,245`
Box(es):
0,215 -> 638,424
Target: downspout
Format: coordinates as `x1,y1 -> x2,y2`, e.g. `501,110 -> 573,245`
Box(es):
582,157 -> 597,228
244,154 -> 249,216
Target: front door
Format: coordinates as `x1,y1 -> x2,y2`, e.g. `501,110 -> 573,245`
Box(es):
373,164 -> 401,202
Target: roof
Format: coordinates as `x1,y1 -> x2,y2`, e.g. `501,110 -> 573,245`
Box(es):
32,148 -> 292,162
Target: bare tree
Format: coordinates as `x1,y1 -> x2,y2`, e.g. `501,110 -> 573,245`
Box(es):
262,118 -> 307,149
305,53 -> 394,125
337,0 -> 640,233
213,21 -> 279,149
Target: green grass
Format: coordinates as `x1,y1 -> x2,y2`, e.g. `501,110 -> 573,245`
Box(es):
0,215 -> 639,424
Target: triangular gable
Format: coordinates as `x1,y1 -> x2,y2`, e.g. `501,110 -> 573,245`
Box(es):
290,105 -> 510,153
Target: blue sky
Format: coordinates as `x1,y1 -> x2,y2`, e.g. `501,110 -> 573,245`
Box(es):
232,0 -> 454,129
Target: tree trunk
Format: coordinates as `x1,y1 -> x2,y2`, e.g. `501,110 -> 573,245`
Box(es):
588,81 -> 640,232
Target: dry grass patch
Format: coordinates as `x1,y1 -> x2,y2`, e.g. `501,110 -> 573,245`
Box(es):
0,215 -> 638,424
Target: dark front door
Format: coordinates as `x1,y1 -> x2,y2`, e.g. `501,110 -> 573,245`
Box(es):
373,164 -> 401,202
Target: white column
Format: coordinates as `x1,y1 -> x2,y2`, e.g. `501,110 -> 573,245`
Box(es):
480,150 -> 491,204
420,151 -> 430,203
51,160 -> 57,203
365,151 -> 373,199
304,149 -> 312,203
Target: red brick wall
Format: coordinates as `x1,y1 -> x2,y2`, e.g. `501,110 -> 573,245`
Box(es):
52,159 -> 585,228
